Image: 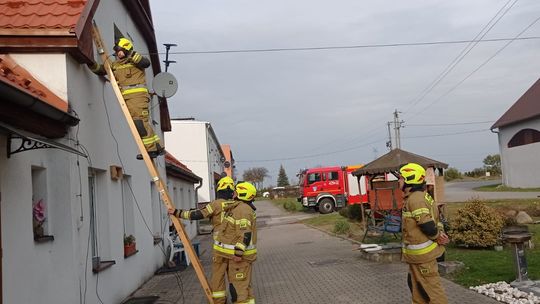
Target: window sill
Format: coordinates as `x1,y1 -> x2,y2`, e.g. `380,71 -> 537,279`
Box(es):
124,250 -> 139,259
92,260 -> 116,273
34,235 -> 54,243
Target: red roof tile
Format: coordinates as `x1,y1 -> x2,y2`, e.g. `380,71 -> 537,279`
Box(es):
0,0 -> 86,33
0,54 -> 68,112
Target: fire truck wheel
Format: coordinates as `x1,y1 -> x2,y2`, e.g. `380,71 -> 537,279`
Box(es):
318,198 -> 334,214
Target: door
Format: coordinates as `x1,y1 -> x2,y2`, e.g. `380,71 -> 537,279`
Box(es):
324,170 -> 341,196
304,171 -> 323,197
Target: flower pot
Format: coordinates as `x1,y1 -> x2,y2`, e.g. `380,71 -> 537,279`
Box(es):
124,243 -> 136,257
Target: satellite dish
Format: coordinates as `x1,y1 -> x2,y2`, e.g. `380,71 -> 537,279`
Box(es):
152,72 -> 178,98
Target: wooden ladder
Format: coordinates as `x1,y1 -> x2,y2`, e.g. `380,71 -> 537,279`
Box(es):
91,22 -> 215,304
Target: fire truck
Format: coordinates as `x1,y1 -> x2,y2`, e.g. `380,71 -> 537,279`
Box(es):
297,165 -> 368,214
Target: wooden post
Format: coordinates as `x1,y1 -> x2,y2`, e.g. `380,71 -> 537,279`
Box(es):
91,22 -> 214,304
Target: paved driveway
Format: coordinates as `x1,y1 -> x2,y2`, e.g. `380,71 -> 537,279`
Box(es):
131,200 -> 498,304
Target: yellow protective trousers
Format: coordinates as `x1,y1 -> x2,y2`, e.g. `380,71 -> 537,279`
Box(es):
407,260 -> 448,304
123,91 -> 160,152
211,255 -> 255,304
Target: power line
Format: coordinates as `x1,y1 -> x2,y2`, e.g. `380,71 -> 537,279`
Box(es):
406,120 -> 494,127
404,128 -> 489,139
403,0 -> 519,114
154,36 -> 540,55
411,14 -> 540,117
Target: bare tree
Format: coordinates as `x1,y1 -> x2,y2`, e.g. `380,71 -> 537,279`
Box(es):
242,167 -> 269,190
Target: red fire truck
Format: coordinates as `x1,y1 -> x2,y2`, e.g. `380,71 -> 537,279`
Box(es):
297,165 -> 368,214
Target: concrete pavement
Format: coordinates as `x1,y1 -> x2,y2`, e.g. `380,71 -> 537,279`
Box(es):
129,200 -> 498,303
445,179 -> 540,202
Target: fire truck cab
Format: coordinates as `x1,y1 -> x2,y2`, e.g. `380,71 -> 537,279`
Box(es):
298,165 -> 367,214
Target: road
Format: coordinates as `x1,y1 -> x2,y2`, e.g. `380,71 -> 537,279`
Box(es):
445,179 -> 540,202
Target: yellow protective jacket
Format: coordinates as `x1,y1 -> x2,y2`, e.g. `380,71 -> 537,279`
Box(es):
402,190 -> 444,264
177,199 -> 257,261
89,52 -> 150,96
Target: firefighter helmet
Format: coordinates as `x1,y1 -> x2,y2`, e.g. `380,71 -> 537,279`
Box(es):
217,176 -> 235,191
114,37 -> 133,52
235,182 -> 256,202
399,163 -> 426,185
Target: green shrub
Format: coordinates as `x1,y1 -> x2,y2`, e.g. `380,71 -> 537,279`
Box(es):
444,167 -> 462,181
333,219 -> 351,235
338,206 -> 350,218
283,200 -> 302,212
448,200 -> 504,248
348,204 -> 362,220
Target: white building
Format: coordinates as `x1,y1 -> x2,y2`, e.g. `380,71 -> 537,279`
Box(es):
165,120 -> 226,204
491,78 -> 540,188
0,1 -> 190,303
165,153 -> 202,240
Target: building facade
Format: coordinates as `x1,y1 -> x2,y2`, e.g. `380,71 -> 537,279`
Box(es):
165,120 -> 226,204
492,78 -> 540,188
0,1 -> 178,303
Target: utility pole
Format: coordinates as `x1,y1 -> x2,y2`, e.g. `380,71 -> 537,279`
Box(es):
393,109 -> 404,149
386,122 -> 393,150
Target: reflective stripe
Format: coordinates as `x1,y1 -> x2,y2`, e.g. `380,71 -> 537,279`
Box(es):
411,208 -> 430,217
212,291 -> 226,298
181,211 -> 190,220
114,63 -> 135,69
402,240 -> 438,255
206,204 -> 214,214
236,218 -> 251,228
122,87 -> 148,95
224,216 -> 235,224
402,211 -> 412,218
248,299 -> 255,304
235,242 -> 246,251
132,53 -> 142,63
142,135 -> 160,145
213,241 -> 256,255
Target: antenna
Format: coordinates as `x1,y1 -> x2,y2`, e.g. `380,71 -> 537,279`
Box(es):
163,43 -> 177,72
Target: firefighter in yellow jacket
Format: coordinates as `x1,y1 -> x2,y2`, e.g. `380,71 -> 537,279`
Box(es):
399,163 -> 449,304
168,179 -> 257,304
88,37 -> 164,159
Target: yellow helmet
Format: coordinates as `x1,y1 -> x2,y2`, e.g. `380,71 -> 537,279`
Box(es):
399,163 -> 426,185
217,176 -> 235,191
115,37 -> 133,52
235,182 -> 256,202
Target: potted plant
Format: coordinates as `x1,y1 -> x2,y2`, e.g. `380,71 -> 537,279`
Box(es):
124,234 -> 136,257
32,199 -> 46,239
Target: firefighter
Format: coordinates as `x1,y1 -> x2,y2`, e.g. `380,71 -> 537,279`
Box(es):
88,36 -> 164,159
399,163 -> 449,304
168,178 -> 257,304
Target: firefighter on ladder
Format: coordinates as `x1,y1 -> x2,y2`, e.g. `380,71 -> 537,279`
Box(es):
88,36 -> 164,159
399,163 -> 449,304
168,177 -> 257,304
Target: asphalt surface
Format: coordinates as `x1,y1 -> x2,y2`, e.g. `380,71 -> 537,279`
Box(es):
445,179 -> 540,202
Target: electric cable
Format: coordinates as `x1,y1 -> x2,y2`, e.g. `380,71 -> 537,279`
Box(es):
101,83 -> 186,304
403,0 -> 519,115
148,36 -> 540,55
410,14 -> 540,118
405,120 -> 494,127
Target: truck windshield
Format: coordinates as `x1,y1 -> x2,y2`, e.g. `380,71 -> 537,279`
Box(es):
307,173 -> 321,184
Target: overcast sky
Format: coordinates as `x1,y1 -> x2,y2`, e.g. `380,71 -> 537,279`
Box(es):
150,0 -> 540,186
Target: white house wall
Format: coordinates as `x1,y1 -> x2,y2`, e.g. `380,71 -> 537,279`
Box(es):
497,117 -> 540,188
0,2 -> 170,304
166,176 -> 199,239
166,121 -> 219,203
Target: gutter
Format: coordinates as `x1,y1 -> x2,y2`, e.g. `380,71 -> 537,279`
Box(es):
0,80 -> 79,127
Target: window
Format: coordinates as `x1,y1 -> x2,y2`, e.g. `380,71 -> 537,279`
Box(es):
151,182 -> 164,243
88,168 -> 114,272
308,173 -> 321,184
327,171 -> 339,181
121,175 -> 135,241
32,166 -> 52,242
508,128 -> 540,148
